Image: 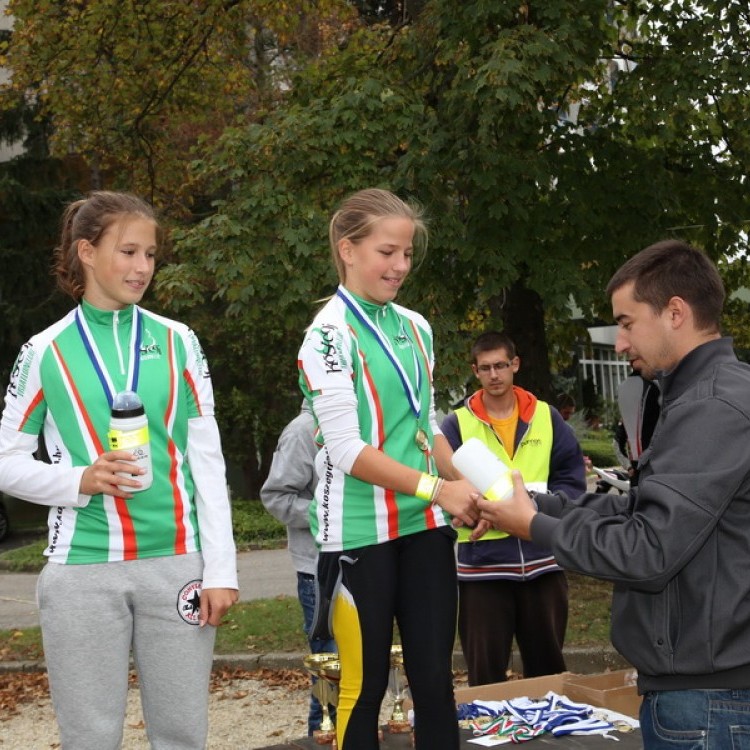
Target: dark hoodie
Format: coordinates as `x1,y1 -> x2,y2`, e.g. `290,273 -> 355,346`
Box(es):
441,386 -> 585,581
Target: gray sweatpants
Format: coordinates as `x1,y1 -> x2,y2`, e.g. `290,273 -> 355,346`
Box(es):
37,553 -> 216,750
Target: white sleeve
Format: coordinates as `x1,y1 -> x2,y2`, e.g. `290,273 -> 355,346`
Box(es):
429,394 -> 443,437
0,337 -> 90,508
0,425 -> 89,507
298,317 -> 367,472
310,390 -> 366,472
187,416 -> 238,590
180,325 -> 216,417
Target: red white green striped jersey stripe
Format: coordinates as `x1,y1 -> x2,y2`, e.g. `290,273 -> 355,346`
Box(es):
298,290 -> 449,552
2,301 -> 214,564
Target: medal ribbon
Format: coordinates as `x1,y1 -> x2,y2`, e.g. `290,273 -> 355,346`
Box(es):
75,305 -> 142,407
461,693 -> 620,741
336,286 -> 422,419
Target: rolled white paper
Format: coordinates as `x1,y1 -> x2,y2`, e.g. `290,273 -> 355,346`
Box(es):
452,437 -> 513,500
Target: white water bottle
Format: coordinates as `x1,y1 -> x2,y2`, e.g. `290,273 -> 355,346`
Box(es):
451,437 -> 513,501
107,390 -> 153,492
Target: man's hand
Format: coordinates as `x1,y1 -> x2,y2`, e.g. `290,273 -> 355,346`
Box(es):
467,518 -> 492,541
475,470 -> 537,541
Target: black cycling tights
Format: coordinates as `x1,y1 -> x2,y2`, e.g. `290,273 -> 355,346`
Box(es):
327,527 -> 460,750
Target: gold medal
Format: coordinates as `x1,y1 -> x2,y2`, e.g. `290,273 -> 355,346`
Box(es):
415,428 -> 429,452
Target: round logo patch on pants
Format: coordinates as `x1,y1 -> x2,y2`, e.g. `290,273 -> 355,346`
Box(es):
177,579 -> 203,625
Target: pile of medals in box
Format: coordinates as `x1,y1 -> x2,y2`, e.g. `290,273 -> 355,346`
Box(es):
456,691 -> 636,743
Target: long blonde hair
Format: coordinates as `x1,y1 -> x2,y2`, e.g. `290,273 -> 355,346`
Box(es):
328,188 -> 428,283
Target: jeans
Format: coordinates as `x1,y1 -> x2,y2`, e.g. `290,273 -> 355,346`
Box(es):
640,689 -> 750,749
298,572 -> 337,735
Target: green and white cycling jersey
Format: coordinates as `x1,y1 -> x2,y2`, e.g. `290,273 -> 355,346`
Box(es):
298,286 -> 450,552
0,300 -> 236,585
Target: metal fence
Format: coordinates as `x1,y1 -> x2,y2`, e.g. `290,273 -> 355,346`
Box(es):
579,347 -> 631,403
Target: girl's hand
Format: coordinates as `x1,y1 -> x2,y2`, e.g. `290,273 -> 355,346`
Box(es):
199,588 -> 239,627
433,478 -> 481,528
80,450 -> 145,497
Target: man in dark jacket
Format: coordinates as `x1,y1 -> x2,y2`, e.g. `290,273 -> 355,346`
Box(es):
442,331 -> 585,685
476,240 -> 750,748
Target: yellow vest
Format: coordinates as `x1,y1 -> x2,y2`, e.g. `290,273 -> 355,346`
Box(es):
455,400 -> 552,542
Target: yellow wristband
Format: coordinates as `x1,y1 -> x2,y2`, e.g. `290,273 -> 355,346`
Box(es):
415,473 -> 438,502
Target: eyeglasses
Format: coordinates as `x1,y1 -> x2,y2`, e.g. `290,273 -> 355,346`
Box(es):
476,362 -> 513,374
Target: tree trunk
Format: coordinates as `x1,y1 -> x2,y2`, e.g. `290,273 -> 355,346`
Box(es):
487,277 -> 554,404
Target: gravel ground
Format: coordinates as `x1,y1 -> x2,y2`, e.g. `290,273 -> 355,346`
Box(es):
0,670 -> 313,749
0,668 -> 397,749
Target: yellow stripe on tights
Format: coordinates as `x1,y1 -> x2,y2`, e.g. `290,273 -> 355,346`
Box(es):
331,584 -> 362,747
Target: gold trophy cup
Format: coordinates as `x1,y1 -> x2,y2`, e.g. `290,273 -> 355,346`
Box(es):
303,653 -> 339,745
387,644 -> 412,733
320,659 -> 341,747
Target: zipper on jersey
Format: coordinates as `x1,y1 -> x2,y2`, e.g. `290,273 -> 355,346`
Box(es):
374,303 -> 387,337
113,310 -> 126,376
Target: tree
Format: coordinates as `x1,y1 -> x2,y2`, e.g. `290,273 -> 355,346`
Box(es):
1,0 -> 355,210
156,25 -> 427,493
159,0 -> 750,494
592,0 -> 750,342
5,1 -> 749,494
0,91 -> 85,384
157,2 -> 618,487
0,0 -> 357,496
393,0 -> 622,399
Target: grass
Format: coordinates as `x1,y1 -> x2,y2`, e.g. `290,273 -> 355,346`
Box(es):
216,597 -> 309,654
578,437 -> 618,468
0,628 -> 44,663
0,576 -> 613,663
0,538 -> 47,572
229,499 -> 287,550
0,500 -> 614,663
0,500 -> 286,573
565,572 -> 613,646
563,412 -> 619,468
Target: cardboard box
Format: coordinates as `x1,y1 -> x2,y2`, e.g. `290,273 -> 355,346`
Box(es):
563,669 -> 641,719
453,672 -> 570,706
451,669 -> 641,719
404,673 -> 571,714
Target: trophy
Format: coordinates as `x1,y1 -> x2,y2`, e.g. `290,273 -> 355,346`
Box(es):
320,659 -> 341,747
387,644 -> 411,733
303,652 -> 339,745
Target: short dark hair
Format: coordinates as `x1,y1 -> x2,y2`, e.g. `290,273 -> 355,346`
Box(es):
606,240 -> 724,333
470,331 -> 517,363
557,393 -> 576,410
